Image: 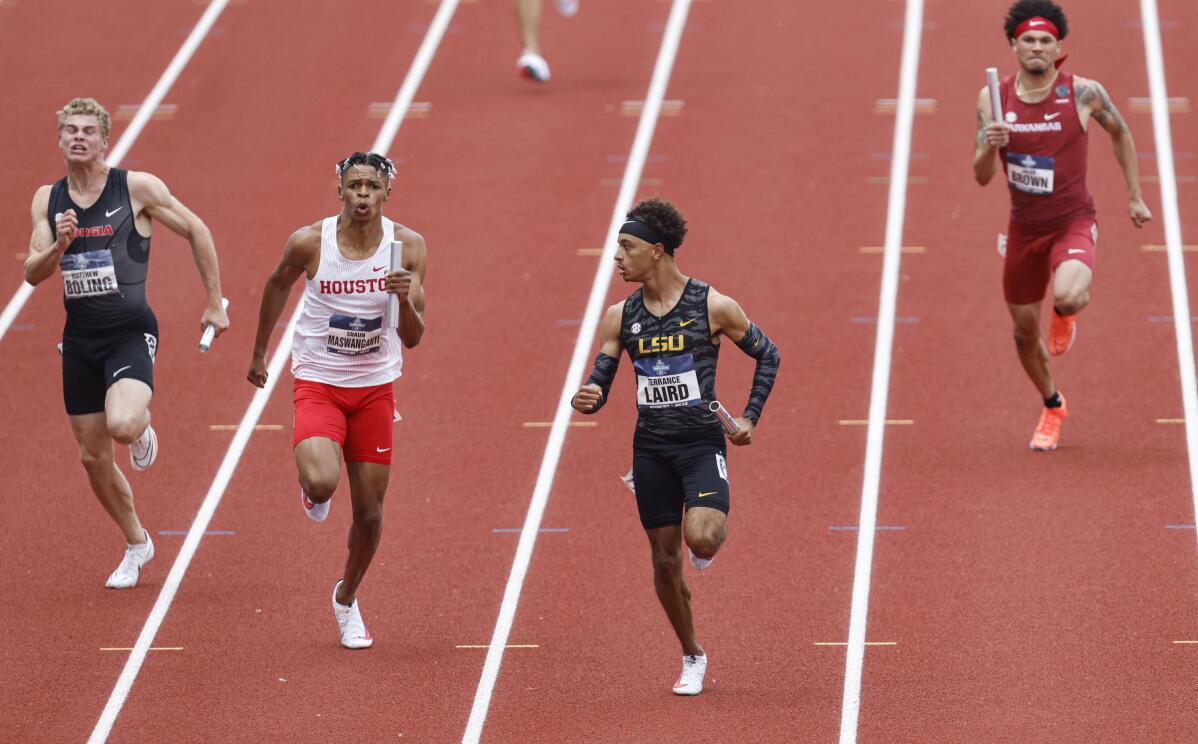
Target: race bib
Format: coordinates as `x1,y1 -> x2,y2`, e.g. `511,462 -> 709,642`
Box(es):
326,314 -> 383,356
634,354 -> 701,409
60,249 -> 119,300
1006,152 -> 1055,195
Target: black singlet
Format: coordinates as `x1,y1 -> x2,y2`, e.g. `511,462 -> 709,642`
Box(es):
620,278 -> 723,443
48,168 -> 152,331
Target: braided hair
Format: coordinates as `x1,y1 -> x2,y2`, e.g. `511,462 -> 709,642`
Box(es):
335,151 -> 397,181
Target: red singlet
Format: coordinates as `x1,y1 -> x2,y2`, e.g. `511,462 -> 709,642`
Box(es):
999,71 -> 1095,227
998,71 -> 1098,304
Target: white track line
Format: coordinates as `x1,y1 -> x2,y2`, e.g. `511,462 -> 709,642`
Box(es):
1140,1 -> 1198,542
84,2 -> 461,742
459,1 -> 692,741
0,0 -> 232,345
837,0 -> 923,742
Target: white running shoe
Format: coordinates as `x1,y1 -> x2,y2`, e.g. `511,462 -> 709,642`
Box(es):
301,488 -> 330,523
688,546 -> 713,571
105,530 -> 154,589
129,424 -> 157,472
518,50 -> 551,82
332,580 -> 373,649
672,653 -> 707,696
554,0 -> 579,16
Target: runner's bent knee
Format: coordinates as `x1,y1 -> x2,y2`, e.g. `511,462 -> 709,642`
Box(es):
298,463 -> 338,501
106,411 -> 144,444
1053,289 -> 1088,316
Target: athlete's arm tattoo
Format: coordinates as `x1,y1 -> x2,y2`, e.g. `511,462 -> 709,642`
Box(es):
734,323 -> 780,424
583,352 -> 620,413
975,104 -> 988,148
1077,79 -> 1129,135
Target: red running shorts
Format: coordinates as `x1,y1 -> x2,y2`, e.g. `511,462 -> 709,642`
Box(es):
293,378 -> 394,464
1003,214 -> 1097,305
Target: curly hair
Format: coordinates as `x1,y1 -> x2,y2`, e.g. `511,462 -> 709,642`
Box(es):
1004,0 -> 1068,40
626,198 -> 688,253
57,98 -> 110,138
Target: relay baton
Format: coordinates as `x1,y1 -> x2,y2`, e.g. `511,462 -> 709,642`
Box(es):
708,400 -> 741,435
198,297 -> 229,352
985,67 -> 1003,123
386,240 -> 403,327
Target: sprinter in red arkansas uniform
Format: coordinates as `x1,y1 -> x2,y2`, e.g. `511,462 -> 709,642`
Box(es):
973,0 -> 1151,451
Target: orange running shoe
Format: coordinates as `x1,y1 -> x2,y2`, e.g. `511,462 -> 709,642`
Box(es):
1047,312 -> 1077,356
1029,393 -> 1068,451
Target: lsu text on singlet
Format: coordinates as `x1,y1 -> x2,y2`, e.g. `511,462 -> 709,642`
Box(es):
998,71 -> 1096,227
48,168 -> 152,331
621,278 -> 723,444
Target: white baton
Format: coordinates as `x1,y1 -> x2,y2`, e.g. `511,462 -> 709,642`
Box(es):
708,400 -> 741,435
985,67 -> 1003,123
198,297 -> 229,352
386,240 -> 403,328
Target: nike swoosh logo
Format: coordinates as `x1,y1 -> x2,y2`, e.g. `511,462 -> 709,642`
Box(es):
105,207 -> 123,218
1028,20 -> 1045,26
376,446 -> 391,453
1044,112 -> 1061,121
113,365 -> 132,378
1068,248 -> 1086,254
372,266 -> 386,272
679,318 -> 697,327
697,491 -> 718,498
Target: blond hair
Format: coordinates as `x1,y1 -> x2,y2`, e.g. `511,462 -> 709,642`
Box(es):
57,98 -> 111,138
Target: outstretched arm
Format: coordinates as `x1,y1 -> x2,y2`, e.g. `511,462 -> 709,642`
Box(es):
572,303 -> 624,414
973,86 -> 1010,186
130,171 -> 230,333
246,226 -> 319,388
710,290 -> 780,446
1077,77 -> 1152,228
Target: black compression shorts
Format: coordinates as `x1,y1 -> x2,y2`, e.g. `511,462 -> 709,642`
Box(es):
61,308 -> 158,415
632,434 -> 730,530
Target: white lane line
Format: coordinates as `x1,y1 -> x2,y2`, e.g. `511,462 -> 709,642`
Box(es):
84,2 -> 461,742
459,1 -> 693,741
0,0 -> 232,344
838,0 -> 923,742
1140,1 -> 1198,547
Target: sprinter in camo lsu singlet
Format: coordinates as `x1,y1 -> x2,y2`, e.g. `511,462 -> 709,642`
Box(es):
973,1 -> 1150,452
571,198 -> 780,696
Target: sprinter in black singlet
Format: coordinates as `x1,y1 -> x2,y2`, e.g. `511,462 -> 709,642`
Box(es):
571,198 -> 780,696
23,98 -> 228,589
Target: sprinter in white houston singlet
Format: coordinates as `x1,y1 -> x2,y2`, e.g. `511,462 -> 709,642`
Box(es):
247,151 -> 427,649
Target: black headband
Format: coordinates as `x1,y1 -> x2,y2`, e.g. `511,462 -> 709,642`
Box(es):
620,219 -> 678,255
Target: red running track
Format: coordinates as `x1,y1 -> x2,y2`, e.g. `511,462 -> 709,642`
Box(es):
1,0 -> 1196,742
858,1 -> 1198,742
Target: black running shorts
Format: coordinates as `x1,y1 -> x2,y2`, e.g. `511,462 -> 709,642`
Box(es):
632,434 -> 730,530
61,309 -> 158,415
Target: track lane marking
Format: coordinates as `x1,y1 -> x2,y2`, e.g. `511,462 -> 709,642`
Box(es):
839,1 -> 924,742
460,2 -> 694,741
84,2 -> 462,742
0,0 -> 234,345
99,647 -> 183,652
1139,0 -> 1198,558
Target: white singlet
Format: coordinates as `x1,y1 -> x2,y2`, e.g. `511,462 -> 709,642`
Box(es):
291,216 -> 404,387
